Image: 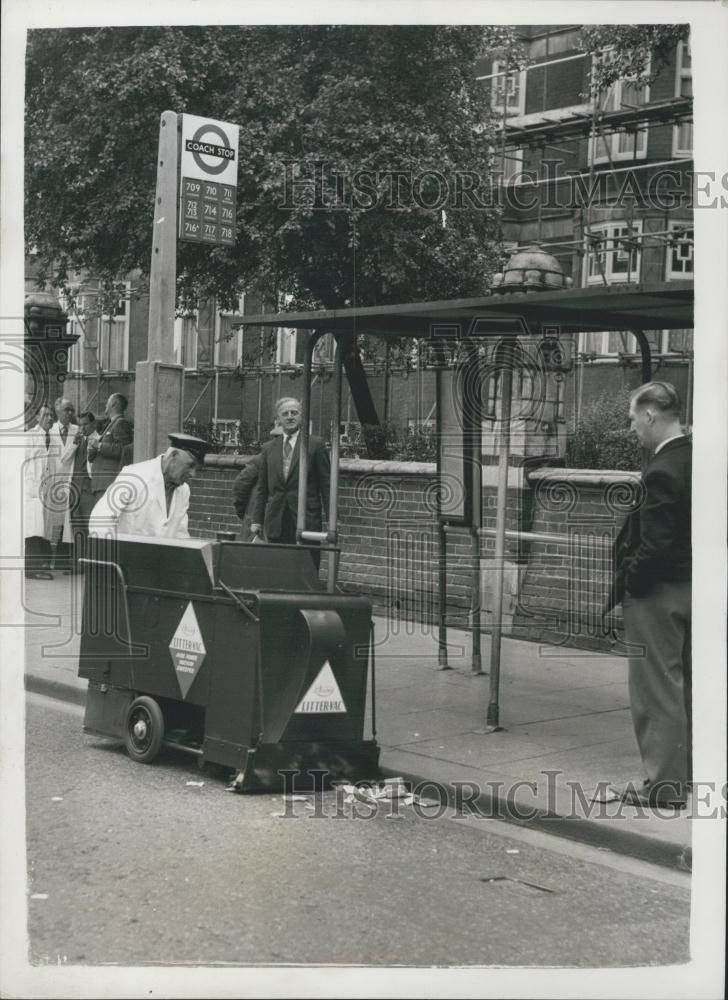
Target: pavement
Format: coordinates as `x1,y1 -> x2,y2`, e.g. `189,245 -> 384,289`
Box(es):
23,573 -> 692,871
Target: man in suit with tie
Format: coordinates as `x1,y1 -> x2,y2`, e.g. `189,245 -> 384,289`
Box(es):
607,381 -> 691,809
250,397 -> 330,569
89,392 -> 134,500
69,411 -> 100,572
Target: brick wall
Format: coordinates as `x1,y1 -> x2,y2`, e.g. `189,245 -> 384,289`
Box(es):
187,458 -> 634,651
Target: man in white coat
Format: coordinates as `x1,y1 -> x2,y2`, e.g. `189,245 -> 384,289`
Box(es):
46,397 -> 81,571
89,433 -> 211,539
24,405 -> 55,578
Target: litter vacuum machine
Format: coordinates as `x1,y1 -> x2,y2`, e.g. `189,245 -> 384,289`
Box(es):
78,534 -> 380,792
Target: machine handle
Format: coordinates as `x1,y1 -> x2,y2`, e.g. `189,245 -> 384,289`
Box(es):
218,579 -> 260,624
78,557 -> 146,655
300,530 -> 328,543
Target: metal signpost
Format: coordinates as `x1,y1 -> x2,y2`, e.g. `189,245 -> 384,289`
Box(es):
134,111 -> 240,463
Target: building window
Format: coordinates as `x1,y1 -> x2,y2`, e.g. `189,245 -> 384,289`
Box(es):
579,328 -> 693,358
583,221 -> 642,285
174,313 -> 199,370
313,333 -> 336,365
276,327 -> 298,366
673,39 -> 692,157
490,145 -> 525,184
589,52 -> 650,163
215,295 -> 245,368
98,282 -> 130,372
276,292 -> 300,367
62,292 -> 93,374
666,223 -> 694,279
491,60 -> 526,117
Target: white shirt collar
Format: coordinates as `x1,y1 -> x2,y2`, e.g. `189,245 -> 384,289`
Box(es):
654,434 -> 685,455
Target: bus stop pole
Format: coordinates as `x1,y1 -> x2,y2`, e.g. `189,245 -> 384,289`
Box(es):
486,347 -> 514,730
326,342 -> 343,592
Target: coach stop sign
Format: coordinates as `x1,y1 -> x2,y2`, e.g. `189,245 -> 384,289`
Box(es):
179,114 -> 240,246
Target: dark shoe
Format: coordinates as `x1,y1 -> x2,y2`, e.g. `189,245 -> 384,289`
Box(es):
610,781 -> 686,810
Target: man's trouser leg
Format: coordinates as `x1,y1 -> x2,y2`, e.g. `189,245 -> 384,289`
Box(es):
72,487 -> 94,570
274,508 -> 320,570
622,580 -> 691,800
25,536 -> 52,575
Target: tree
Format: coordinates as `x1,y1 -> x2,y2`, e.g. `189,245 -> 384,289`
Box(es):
25,26 -> 503,311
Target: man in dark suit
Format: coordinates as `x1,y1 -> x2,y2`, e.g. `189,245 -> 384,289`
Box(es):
250,398 -> 330,569
69,410 -> 99,572
88,392 -> 134,500
232,426 -> 283,541
608,381 -> 691,809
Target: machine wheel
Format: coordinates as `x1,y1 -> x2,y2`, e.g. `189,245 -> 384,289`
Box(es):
124,696 -> 164,763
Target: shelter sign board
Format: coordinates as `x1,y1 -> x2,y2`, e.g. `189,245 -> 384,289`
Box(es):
179,114 -> 239,246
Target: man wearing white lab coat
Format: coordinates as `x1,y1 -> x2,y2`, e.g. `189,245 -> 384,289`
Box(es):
24,405 -> 55,578
46,397 -> 81,569
89,433 -> 211,540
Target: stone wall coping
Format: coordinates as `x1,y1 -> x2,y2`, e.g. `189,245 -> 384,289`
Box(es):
527,467 -> 641,487
204,453 -> 256,469
202,453 -> 438,475
203,453 -> 639,485
339,458 -> 437,476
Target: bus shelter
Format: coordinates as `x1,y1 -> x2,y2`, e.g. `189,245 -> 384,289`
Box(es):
236,279 -> 693,730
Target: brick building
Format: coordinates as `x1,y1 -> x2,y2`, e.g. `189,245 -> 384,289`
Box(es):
477,25 -> 693,436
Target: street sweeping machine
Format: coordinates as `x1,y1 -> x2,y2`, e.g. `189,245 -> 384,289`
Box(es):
78,534 -> 379,792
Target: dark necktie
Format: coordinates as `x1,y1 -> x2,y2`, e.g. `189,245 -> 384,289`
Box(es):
60,426 -> 68,444
45,430 -> 50,450
283,435 -> 293,477
164,481 -> 176,515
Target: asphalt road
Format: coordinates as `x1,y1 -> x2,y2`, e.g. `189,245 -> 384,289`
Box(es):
24,694 -> 691,969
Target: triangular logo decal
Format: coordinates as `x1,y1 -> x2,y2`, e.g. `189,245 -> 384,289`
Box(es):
294,661 -> 346,714
168,602 -> 206,699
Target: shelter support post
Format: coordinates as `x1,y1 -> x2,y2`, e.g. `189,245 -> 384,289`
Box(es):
297,332 -> 329,560
296,332 -> 316,541
437,520 -> 450,669
326,341 -> 344,592
487,342 -> 514,730
467,346 -> 484,676
632,329 -> 652,383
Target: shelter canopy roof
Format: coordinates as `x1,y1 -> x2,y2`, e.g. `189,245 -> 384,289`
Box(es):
234,281 -> 693,337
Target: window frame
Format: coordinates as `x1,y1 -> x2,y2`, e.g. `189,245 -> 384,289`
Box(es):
214,294 -> 246,368
578,328 -> 693,359
583,220 -> 643,287
276,292 -> 301,368
97,280 -> 131,372
491,59 -> 527,118
665,222 -> 694,280
62,291 -> 94,374
588,51 -> 651,165
174,311 -> 200,371
672,39 -> 693,158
